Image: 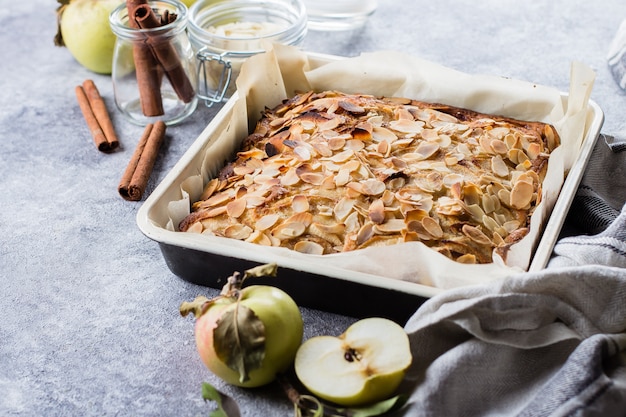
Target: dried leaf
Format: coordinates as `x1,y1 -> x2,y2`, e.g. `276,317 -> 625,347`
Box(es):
201,382 -> 242,417
214,304 -> 266,384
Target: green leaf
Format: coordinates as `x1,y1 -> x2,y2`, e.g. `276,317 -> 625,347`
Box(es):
344,395 -> 409,417
213,304 -> 265,384
201,382 -> 241,417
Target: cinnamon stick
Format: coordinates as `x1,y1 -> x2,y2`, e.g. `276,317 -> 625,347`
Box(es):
133,4 -> 196,104
75,80 -> 119,152
82,80 -> 119,149
118,121 -> 167,201
126,0 -> 164,117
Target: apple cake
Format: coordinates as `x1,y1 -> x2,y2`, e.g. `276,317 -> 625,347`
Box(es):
179,90 -> 560,264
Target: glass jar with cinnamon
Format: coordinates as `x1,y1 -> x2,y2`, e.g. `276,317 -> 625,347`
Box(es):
109,0 -> 198,126
187,0 -> 307,106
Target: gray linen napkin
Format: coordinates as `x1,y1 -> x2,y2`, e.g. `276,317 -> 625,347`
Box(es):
399,136 -> 626,416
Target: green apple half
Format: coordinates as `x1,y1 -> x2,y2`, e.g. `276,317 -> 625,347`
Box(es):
55,0 -> 122,74
294,317 -> 412,407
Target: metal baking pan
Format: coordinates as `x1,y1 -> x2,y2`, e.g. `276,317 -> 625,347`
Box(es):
136,58 -> 604,324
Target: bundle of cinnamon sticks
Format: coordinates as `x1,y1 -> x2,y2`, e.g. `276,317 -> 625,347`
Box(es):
126,0 -> 195,117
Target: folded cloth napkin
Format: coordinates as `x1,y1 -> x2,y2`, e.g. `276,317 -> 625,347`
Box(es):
608,19 -> 626,90
400,136 -> 626,416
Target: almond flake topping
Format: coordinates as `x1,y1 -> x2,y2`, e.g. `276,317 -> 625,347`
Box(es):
181,91 -> 559,265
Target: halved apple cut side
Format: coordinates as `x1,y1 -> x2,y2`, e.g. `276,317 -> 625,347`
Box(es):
294,317 -> 412,407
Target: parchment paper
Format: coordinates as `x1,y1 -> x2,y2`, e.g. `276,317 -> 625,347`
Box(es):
166,44 -> 595,290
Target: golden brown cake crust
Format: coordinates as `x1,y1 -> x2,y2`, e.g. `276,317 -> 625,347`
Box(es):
179,91 -> 560,264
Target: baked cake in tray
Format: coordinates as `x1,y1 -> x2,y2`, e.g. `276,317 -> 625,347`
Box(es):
179,90 -> 560,264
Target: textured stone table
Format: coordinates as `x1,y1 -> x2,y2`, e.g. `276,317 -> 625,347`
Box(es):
1,1 -> 625,415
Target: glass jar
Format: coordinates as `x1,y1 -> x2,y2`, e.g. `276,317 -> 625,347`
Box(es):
188,0 -> 307,106
109,0 -> 198,126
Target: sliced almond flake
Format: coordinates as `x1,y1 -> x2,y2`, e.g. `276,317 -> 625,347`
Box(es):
186,221 -> 204,234
482,214 -> 500,232
389,119 -> 424,134
294,241 -> 324,255
498,189 -> 511,207
368,199 -> 385,224
344,211 -> 361,234
237,148 -> 267,161
450,181 -> 462,200
466,204 -> 486,222
272,222 -> 306,239
285,212 -> 313,227
281,167 -> 300,186
390,157 -> 408,169
320,174 -> 336,190
199,178 -> 220,201
516,160 -> 533,171
432,110 -> 459,123
361,179 -> 386,196
309,223 -> 343,246
294,145 -> 312,161
462,224 -> 492,246
226,198 -> 247,218
334,197 -> 356,221
329,149 -> 355,163
205,205 -> 228,219
545,125 -> 559,151
420,128 -> 439,141
503,220 -> 521,233
415,142 -> 440,159
245,194 -> 266,207
443,173 -> 464,188
490,139 -> 509,154
463,183 -> 482,206
479,136 -> 494,154
436,134 -> 452,148
372,126 -> 398,143
374,218 -> 406,233
456,143 -> 472,155
338,100 -> 365,113
377,140 -> 390,156
457,254 -> 477,264
510,179 -> 534,209
395,107 -> 414,120
204,191 -> 231,208
335,168 -> 351,186
269,117 -> 288,127
436,196 -> 464,216
299,120 -> 316,132
422,216 -> 443,238
298,172 -> 326,186
356,222 -> 375,246
233,165 -> 255,176
481,194 -> 499,213
291,195 -> 309,213
526,142 -> 542,160
346,181 -> 364,195
318,116 -> 343,131
491,155 -> 510,178
504,133 -> 521,150
344,139 -> 365,152
492,231 -> 505,245
224,223 -> 253,240
310,141 -> 333,157
245,230 -> 272,246
252,174 -> 276,185
367,115 -> 384,126
255,213 -> 280,231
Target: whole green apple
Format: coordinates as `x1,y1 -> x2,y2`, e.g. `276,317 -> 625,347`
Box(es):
55,0 -> 122,74
180,264 -> 303,388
